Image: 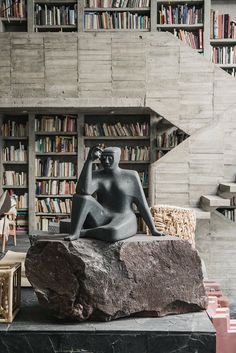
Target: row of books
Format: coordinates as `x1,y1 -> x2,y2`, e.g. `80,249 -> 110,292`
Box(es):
3,171 -> 27,186
16,211 -> 28,232
36,180 -> 76,195
211,46 -> 236,65
35,158 -> 76,177
36,216 -> 68,231
210,11 -> 236,39
84,145 -> 150,161
15,193 -> 28,209
1,121 -> 28,137
156,129 -> 188,148
158,5 -> 203,25
174,29 -> 203,50
84,122 -> 149,137
156,150 -> 166,160
137,215 -> 146,233
35,137 -> 77,153
138,171 -> 148,187
85,0 -> 149,8
225,68 -> 236,77
120,146 -> 150,161
0,0 -> 26,18
35,116 -> 77,133
231,197 -> 236,206
35,4 -> 77,26
2,144 -> 27,162
84,12 -> 150,30
36,198 -> 72,214
219,209 -> 236,222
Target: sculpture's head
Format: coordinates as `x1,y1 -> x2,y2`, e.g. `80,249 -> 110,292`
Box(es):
100,147 -> 121,170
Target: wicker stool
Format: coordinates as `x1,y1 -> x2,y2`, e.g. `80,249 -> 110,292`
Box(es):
148,205 -> 196,246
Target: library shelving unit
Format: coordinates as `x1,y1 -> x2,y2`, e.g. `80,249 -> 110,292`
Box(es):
0,114 -> 29,235
155,117 -> 189,160
0,111 -> 189,235
210,2 -> 236,76
83,0 -> 151,31
217,196 -> 236,222
0,0 -> 27,31
84,113 -> 156,232
27,0 -> 84,32
33,114 -> 82,231
151,0 -> 207,52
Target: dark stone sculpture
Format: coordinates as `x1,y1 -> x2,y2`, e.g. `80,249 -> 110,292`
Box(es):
63,146 -> 163,242
25,235 -> 208,321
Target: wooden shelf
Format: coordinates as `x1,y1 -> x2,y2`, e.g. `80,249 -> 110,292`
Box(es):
210,38 -> 236,45
84,136 -> 149,140
36,194 -> 73,198
35,176 -> 77,180
215,64 -> 236,68
84,28 -> 150,32
35,0 -> 76,3
2,185 -> 28,189
2,161 -> 27,164
84,7 -> 150,12
1,137 -> 28,140
94,160 -> 150,164
35,152 -> 77,155
156,147 -> 173,151
35,132 -> 77,136
36,212 -> 70,216
157,24 -> 203,29
156,0 -> 203,3
34,25 -> 77,29
17,208 -> 28,211
0,17 -> 27,21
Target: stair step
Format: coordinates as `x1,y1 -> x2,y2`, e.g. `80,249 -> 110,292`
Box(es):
189,207 -> 211,220
219,182 -> 236,194
201,195 -> 230,211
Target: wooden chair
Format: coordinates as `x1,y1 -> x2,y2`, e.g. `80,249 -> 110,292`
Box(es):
0,212 -> 17,253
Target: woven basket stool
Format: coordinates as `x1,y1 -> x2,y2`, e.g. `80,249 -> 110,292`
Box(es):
148,205 -> 196,247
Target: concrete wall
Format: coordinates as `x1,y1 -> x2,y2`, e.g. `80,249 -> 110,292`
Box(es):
1,31 -> 236,299
2,32 -> 236,208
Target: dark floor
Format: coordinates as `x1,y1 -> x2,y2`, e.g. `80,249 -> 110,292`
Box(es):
0,288 -> 216,353
2,234 -> 236,320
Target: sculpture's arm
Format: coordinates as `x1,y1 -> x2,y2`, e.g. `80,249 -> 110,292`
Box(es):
76,146 -> 101,195
133,173 -> 163,236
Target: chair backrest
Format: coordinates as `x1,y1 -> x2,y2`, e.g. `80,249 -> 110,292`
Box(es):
0,191 -> 11,216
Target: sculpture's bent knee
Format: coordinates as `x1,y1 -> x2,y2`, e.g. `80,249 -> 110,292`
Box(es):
73,194 -> 94,201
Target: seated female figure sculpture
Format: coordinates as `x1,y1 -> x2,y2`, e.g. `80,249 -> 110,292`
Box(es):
64,146 -> 163,242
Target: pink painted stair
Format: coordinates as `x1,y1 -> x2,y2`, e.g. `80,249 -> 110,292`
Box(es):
205,281 -> 236,353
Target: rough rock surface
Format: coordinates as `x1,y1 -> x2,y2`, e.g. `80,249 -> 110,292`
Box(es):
25,235 -> 208,321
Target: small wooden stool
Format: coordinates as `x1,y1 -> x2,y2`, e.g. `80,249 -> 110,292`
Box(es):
0,263 -> 21,323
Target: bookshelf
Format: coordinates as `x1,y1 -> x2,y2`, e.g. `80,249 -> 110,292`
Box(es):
0,114 -> 29,235
0,111 -> 189,235
27,0 -> 84,32
209,1 -> 236,76
33,114 -> 79,231
151,0 -> 208,53
218,196 -> 236,221
0,0 -> 27,31
155,117 -> 189,160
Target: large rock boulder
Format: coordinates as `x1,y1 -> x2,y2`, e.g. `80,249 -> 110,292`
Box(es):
25,235 -> 208,321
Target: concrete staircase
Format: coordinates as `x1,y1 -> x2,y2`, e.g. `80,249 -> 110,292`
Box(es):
200,181 -> 236,214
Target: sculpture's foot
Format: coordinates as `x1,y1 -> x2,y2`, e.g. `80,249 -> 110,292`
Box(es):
64,234 -> 79,241
152,230 -> 166,237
